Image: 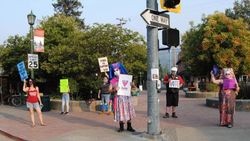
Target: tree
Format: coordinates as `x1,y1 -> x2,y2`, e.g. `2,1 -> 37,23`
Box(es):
0,15 -> 147,99
0,35 -> 30,92
225,0 -> 250,26
38,16 -> 147,97
181,12 -> 250,76
38,14 -> 85,94
52,0 -> 84,27
82,23 -> 147,76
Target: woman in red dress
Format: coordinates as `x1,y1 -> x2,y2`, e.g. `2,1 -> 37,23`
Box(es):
23,79 -> 45,127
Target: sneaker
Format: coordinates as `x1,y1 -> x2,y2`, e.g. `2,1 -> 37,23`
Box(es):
64,112 -> 69,115
163,113 -> 169,118
60,112 -> 64,115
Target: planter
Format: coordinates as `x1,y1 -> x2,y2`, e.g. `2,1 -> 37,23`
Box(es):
185,91 -> 218,98
50,96 -> 138,112
206,97 -> 250,111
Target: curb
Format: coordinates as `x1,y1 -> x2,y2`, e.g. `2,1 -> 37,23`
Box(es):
0,129 -> 27,141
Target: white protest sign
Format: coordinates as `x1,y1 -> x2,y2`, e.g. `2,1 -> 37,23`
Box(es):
117,74 -> 133,96
98,57 -> 109,72
169,80 -> 180,88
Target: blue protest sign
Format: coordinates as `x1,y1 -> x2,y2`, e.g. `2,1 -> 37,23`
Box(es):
212,64 -> 219,76
17,61 -> 28,81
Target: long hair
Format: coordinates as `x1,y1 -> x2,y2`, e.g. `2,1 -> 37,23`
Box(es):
28,78 -> 37,87
108,62 -> 128,81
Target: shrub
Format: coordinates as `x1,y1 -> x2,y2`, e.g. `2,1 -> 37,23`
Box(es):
206,82 -> 219,92
236,82 -> 250,99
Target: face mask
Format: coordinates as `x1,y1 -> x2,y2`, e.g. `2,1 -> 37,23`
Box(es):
114,69 -> 120,76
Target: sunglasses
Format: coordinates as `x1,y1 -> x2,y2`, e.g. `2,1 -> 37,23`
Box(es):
225,73 -> 231,75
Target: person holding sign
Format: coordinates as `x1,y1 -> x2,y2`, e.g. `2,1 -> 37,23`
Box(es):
163,67 -> 184,118
23,79 -> 45,127
109,62 -> 136,132
211,68 -> 240,128
60,79 -> 70,115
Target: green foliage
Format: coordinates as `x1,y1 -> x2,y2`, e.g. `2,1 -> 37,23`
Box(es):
206,82 -> 219,92
53,0 -> 83,17
52,0 -> 84,27
0,14 -> 147,100
181,12 -> 250,76
83,23 -> 147,76
226,0 -> 250,26
0,35 -> 30,83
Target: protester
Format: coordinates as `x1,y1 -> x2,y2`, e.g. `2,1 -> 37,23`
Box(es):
163,67 -> 184,118
109,62 -> 136,132
23,78 -> 45,127
211,68 -> 240,128
98,75 -> 112,113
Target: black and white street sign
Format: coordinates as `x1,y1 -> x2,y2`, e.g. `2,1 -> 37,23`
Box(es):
28,54 -> 39,69
141,9 -> 170,28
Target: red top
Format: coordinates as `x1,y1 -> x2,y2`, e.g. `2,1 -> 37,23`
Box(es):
163,75 -> 184,85
26,88 -> 38,103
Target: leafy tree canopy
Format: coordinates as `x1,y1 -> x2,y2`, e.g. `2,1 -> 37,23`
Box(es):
52,0 -> 84,27
181,12 -> 250,76
226,0 -> 250,26
0,13 -> 147,98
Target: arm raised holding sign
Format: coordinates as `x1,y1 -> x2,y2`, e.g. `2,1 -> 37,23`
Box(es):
23,79 -> 45,127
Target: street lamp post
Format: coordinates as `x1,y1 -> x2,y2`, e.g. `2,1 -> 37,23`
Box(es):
27,11 -> 36,79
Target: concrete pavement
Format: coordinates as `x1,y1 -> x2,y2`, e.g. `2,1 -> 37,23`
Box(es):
1,90 -> 250,141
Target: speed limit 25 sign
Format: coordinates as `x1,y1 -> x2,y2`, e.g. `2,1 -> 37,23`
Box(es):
28,54 -> 39,69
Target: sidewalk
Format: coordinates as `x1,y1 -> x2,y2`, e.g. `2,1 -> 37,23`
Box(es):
1,90 -> 250,141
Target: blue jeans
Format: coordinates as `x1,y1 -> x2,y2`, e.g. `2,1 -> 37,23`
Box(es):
101,94 -> 111,105
62,93 -> 70,112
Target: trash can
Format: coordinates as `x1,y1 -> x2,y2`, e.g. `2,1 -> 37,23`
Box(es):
41,95 -> 51,112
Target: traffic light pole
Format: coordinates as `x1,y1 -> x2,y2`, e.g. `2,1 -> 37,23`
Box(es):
146,0 -> 161,135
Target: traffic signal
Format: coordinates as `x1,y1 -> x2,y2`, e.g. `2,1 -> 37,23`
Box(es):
160,0 -> 181,13
162,28 -> 179,47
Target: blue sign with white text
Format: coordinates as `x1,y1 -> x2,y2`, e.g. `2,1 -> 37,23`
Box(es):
17,61 -> 28,81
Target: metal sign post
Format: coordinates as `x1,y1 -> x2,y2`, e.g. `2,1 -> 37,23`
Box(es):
144,0 -> 161,135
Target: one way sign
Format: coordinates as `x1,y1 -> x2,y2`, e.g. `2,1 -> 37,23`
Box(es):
141,9 -> 170,28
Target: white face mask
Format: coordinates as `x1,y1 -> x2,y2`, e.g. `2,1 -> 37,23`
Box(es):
114,69 -> 120,76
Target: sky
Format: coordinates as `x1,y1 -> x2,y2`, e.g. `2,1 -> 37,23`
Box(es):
0,0 -> 236,44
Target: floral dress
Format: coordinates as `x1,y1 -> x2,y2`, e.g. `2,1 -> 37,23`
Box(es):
110,77 -> 136,122
218,82 -> 237,126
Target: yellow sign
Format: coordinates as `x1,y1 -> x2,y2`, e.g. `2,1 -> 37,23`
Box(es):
60,79 -> 69,93
160,0 -> 181,13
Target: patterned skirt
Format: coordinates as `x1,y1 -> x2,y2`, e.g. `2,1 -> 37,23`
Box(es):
218,89 -> 236,126
113,95 -> 136,122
